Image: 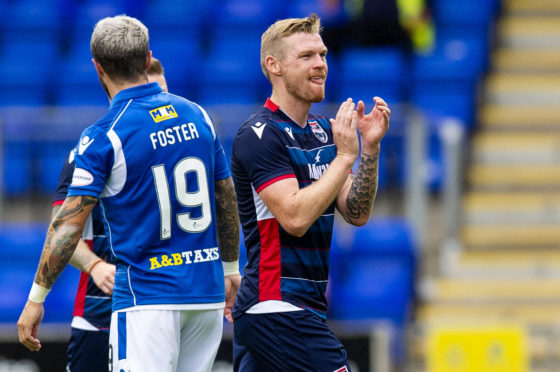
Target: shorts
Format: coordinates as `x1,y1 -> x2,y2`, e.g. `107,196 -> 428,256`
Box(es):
109,308 -> 223,372
67,327 -> 110,372
233,311 -> 351,372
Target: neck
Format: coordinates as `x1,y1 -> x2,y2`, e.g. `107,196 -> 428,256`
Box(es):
270,89 -> 311,127
105,76 -> 149,100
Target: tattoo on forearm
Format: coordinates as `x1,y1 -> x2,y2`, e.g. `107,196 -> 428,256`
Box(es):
346,152 -> 379,221
215,178 -> 240,262
35,196 -> 97,288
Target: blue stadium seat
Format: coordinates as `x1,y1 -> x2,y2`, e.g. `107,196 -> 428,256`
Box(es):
2,141 -> 33,196
0,41 -> 57,106
212,0 -> 281,40
0,0 -> 64,43
0,222 -> 79,323
338,47 -> 407,105
55,44 -> 110,106
198,38 -> 266,105
433,0 -> 497,40
329,218 -> 416,326
142,0 -> 204,41
411,37 -> 486,127
150,38 -> 202,98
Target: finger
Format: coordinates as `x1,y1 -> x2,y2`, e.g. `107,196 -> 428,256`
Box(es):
343,102 -> 355,128
334,99 -> 348,124
350,110 -> 359,131
357,100 -> 365,118
373,96 -> 387,107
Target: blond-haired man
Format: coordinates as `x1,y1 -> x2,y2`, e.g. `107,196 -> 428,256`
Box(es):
230,13 -> 390,371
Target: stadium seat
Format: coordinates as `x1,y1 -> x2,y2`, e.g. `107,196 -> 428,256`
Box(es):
0,41 -> 57,106
411,37 -> 486,127
212,0 -> 282,40
329,218 -> 417,326
198,38 -> 267,105
55,43 -> 110,106
0,0 -> 64,43
142,0 -> 204,41
150,38 -> 202,98
432,0 -> 497,40
0,222 -> 79,323
337,47 -> 407,105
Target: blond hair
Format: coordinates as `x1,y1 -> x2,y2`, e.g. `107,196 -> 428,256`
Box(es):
260,13 -> 322,80
91,15 -> 149,83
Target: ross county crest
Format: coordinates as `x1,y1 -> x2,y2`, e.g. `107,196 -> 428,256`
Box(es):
308,120 -> 328,143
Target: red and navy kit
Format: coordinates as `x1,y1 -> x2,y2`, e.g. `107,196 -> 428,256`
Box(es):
231,98 -> 338,320
53,148 -> 112,330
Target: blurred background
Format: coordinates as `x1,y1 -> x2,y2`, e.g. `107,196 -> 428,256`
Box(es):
1,0 -> 558,371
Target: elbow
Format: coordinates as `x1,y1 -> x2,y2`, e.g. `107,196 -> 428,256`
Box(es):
346,214 -> 371,227
281,217 -> 311,238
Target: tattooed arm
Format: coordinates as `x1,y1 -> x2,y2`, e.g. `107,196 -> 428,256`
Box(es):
52,204 -> 116,296
215,176 -> 240,263
215,176 -> 241,323
17,195 -> 97,351
336,97 -> 390,226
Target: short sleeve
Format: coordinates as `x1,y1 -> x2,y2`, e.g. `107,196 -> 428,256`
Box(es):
233,124 -> 294,193
67,126 -> 114,198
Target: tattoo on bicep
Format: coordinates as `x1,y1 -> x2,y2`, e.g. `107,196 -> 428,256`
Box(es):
215,178 -> 240,262
346,153 -> 379,221
36,196 -> 97,287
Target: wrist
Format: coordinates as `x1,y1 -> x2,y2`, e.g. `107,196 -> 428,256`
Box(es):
28,282 -> 50,304
87,259 -> 103,275
222,260 -> 239,276
361,142 -> 381,156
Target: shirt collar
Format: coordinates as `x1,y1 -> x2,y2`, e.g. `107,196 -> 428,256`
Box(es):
109,82 -> 163,109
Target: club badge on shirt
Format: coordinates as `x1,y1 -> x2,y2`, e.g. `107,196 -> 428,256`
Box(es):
309,120 -> 328,143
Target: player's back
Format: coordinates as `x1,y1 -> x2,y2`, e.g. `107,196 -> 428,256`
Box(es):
69,83 -> 229,310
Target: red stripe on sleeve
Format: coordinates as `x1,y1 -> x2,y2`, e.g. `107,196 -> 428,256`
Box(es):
72,239 -> 94,318
257,218 -> 282,301
52,200 -> 64,207
256,174 -> 296,193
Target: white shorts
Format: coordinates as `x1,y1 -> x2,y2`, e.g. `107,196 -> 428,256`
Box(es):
109,308 -> 224,372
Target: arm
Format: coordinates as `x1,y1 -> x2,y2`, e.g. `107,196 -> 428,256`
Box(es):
336,97 -> 390,226
53,205 -> 115,295
17,195 -> 97,351
214,176 -> 241,323
258,99 -> 359,237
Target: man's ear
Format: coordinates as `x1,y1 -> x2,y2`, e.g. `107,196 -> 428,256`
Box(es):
265,55 -> 281,77
146,50 -> 152,70
92,58 -> 104,77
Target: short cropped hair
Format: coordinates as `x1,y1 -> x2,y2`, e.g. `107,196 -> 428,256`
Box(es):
91,15 -> 149,83
260,13 -> 322,80
148,57 -> 164,76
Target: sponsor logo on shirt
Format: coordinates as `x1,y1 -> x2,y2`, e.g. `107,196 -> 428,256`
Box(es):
150,105 -> 178,123
285,127 -> 294,140
309,120 -> 328,143
149,247 -> 220,270
78,136 -> 95,155
251,122 -> 267,139
71,167 -> 94,186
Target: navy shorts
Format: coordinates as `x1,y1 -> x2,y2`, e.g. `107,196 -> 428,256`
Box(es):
233,311 -> 351,372
66,327 -> 110,372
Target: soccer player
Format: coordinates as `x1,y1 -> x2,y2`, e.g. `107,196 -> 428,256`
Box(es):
230,13 -> 390,371
58,58 -> 169,372
17,15 -> 241,372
